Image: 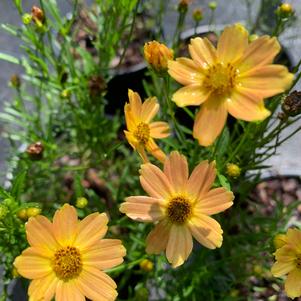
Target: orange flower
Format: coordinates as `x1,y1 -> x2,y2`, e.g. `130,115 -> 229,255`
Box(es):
14,204 -> 126,301
120,151 -> 234,268
124,89 -> 170,163
168,24 -> 293,146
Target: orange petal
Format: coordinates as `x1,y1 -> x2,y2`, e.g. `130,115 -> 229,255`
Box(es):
82,239 -> 126,270
168,58 -> 203,85
195,187 -> 234,215
172,85 -> 211,107
124,104 -> 136,132
236,36 -> 281,72
227,90 -> 271,121
239,65 -> 293,98
189,214 -> 223,249
140,97 -> 159,123
128,89 -> 142,118
140,163 -> 173,198
149,121 -> 170,138
193,96 -> 228,146
26,216 -> 59,251
124,130 -> 136,149
163,151 -> 189,192
146,219 -> 171,254
285,269 -> 301,299
56,280 -> 85,301
75,212 -> 108,251
120,196 -> 165,222
53,204 -> 78,245
146,138 -> 166,163
166,225 -> 193,268
189,37 -> 217,68
271,261 -> 296,277
217,24 -> 248,63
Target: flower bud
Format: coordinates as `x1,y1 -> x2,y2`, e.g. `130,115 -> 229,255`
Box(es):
193,8 -> 203,22
88,75 -> 107,98
76,197 -> 88,209
26,207 -> 41,218
10,74 -> 21,88
17,208 -> 28,221
61,89 -> 71,99
0,204 -> 9,220
139,259 -> 154,272
31,6 -> 45,24
22,13 -> 32,25
144,41 -> 174,73
279,3 -> 293,14
226,163 -> 241,178
208,1 -> 217,10
178,0 -> 190,13
26,141 -> 44,160
249,34 -> 259,42
273,234 -> 287,249
282,91 -> 301,117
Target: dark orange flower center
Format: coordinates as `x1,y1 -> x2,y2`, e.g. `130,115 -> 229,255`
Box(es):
52,246 -> 82,281
203,62 -> 238,95
166,196 -> 192,224
134,122 -> 150,145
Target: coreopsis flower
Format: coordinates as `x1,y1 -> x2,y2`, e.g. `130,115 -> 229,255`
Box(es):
271,228 -> 301,299
124,89 -> 170,163
168,24 -> 293,146
14,204 -> 126,301
120,151 -> 234,268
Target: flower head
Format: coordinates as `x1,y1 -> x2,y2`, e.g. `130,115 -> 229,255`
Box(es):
168,24 -> 293,146
14,204 -> 126,301
124,89 -> 170,163
120,151 -> 234,268
271,228 -> 301,299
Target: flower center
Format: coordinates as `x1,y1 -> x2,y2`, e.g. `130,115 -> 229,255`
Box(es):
52,246 -> 82,281
296,254 -> 301,269
134,122 -> 150,145
166,196 -> 192,225
203,62 -> 238,95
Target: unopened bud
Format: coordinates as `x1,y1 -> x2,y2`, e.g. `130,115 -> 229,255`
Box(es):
88,75 -> 107,97
178,0 -> 190,13
279,3 -> 293,14
193,8 -> 203,22
61,89 -> 71,99
22,13 -> 32,25
26,142 -> 44,160
31,6 -> 45,24
226,163 -> 241,178
17,208 -> 28,221
282,91 -> 301,117
76,197 -> 88,209
26,207 -> 41,218
10,74 -> 21,88
208,1 -> 217,10
249,34 -> 259,42
139,259 -> 154,272
273,234 -> 287,249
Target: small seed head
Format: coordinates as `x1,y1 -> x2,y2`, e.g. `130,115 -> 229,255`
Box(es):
282,91 -> 301,117
26,141 -> 44,160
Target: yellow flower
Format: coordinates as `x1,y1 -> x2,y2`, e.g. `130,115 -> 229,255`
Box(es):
120,151 -> 234,268
271,228 -> 301,299
124,89 -> 170,163
144,41 -> 174,73
14,204 -> 126,301
168,24 -> 293,146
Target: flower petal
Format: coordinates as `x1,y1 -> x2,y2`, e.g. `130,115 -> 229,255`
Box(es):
149,121 -> 170,138
271,261 -> 296,277
163,151 -> 189,192
128,89 -> 142,118
193,96 -> 228,146
75,212 -> 108,251
285,269 -> 301,299
140,97 -> 159,123
56,280 -> 85,301
286,228 -> 301,252
172,85 -> 211,107
146,219 -> 171,254
189,37 -> 217,68
274,245 -> 297,262
189,214 -> 223,249
120,196 -> 165,222
146,138 -> 166,163
217,24 -> 248,63
195,187 -> 234,215
168,58 -> 203,85
124,104 -> 136,132
82,239 -> 126,270
140,163 -> 173,198
166,225 -> 193,268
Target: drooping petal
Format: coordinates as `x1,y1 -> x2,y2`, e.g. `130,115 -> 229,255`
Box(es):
189,214 -> 223,249
82,239 -> 126,270
146,138 -> 166,163
53,204 -> 78,245
163,151 -> 189,192
195,187 -> 234,215
140,163 -> 173,198
285,269 -> 301,299
140,97 -> 159,123
187,160 -> 216,200
271,261 -> 296,277
56,280 -> 85,301
146,219 -> 171,254
166,225 -> 193,268
75,213 -> 108,251
168,58 -> 203,85
193,96 -> 228,146
227,90 -> 271,121
128,89 -> 142,118
217,24 -> 248,64
188,37 -> 217,68
120,196 -> 165,222
172,85 -> 211,107
149,121 -> 170,138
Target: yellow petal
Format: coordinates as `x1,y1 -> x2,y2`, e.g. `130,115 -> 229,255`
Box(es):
274,245 -> 297,262
168,58 -> 202,85
146,138 -> 166,163
146,219 -> 171,254
55,280 -> 85,301
140,97 -> 159,123
187,160 -> 216,200
166,225 -> 193,268
271,261 -> 295,277
195,187 -> 234,215
172,85 -> 211,107
188,214 -> 223,249
75,212 -> 108,251
285,269 -> 301,299
217,24 -> 248,63
82,239 -> 126,270
53,204 -> 78,245
124,130 -> 136,149
128,89 -> 142,118
193,96 -> 228,146
189,37 -> 217,68
163,151 -> 189,192
286,228 -> 301,252
124,103 -> 136,132
149,121 -> 170,138
120,196 -> 165,222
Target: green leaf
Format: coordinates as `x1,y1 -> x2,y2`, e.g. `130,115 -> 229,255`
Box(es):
217,173 -> 231,191
0,52 -> 20,65
0,187 -> 11,199
11,171 -> 27,200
